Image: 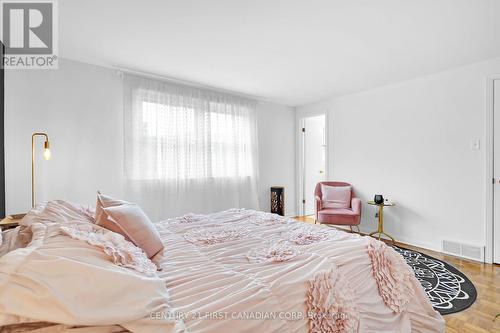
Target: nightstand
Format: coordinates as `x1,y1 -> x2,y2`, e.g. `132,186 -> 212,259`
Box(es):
367,201 -> 396,243
0,214 -> 25,230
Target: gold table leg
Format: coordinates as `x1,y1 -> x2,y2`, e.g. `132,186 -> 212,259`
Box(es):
369,204 -> 395,244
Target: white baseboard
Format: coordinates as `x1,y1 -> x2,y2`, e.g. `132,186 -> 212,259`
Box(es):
357,226 -> 441,253
392,235 -> 441,253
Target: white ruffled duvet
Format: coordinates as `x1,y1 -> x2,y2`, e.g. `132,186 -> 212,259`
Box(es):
0,201 -> 444,333
0,201 -> 184,333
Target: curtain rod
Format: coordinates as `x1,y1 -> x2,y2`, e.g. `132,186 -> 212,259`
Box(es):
114,66 -> 259,101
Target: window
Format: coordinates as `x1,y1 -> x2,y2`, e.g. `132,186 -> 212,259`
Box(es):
123,74 -> 260,219
128,93 -> 255,181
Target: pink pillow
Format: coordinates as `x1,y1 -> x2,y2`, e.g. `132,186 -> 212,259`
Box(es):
321,185 -> 351,209
95,192 -> 127,225
95,192 -> 164,258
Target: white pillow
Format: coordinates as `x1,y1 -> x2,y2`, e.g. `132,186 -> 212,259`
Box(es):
321,185 -> 352,209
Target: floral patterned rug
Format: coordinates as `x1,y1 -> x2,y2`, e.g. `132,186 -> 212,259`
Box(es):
392,245 -> 477,315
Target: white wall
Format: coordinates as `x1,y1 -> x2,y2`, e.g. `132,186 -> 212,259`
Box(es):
5,59 -> 296,218
257,102 -> 296,216
5,59 -> 124,214
297,57 -> 500,255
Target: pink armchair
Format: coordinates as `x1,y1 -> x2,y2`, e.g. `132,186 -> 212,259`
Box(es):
314,181 -> 361,233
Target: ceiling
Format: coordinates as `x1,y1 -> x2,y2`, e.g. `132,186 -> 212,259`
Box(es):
60,0 -> 500,106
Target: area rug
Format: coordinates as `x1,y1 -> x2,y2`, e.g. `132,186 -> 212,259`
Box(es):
392,245 -> 477,315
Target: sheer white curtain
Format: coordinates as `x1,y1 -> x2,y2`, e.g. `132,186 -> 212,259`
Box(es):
123,74 -> 260,220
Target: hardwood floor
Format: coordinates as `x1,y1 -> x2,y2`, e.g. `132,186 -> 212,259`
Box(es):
294,216 -> 500,333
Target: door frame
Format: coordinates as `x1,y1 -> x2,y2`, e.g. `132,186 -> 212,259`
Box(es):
296,110 -> 330,217
485,74 -> 500,264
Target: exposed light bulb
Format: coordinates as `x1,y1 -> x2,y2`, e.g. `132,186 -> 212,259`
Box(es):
43,148 -> 51,160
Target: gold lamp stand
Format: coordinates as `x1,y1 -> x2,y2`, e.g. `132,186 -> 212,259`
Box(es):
31,132 -> 51,207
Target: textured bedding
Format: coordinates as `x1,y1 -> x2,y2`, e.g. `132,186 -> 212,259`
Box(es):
0,322 -> 127,333
155,209 -> 444,333
0,202 -> 182,333
0,202 -> 444,333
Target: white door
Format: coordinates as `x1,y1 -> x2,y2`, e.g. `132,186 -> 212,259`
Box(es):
494,80 -> 500,264
303,115 -> 326,216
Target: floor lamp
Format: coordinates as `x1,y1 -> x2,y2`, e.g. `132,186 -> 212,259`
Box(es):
32,132 -> 51,207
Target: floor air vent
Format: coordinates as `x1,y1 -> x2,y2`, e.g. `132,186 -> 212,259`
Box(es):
442,240 -> 484,262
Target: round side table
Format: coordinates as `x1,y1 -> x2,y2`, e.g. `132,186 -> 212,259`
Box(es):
367,201 -> 396,243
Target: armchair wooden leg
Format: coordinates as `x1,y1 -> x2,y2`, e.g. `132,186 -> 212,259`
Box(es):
314,219 -> 317,224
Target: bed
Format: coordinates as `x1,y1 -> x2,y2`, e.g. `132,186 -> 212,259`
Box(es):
0,200 -> 444,333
